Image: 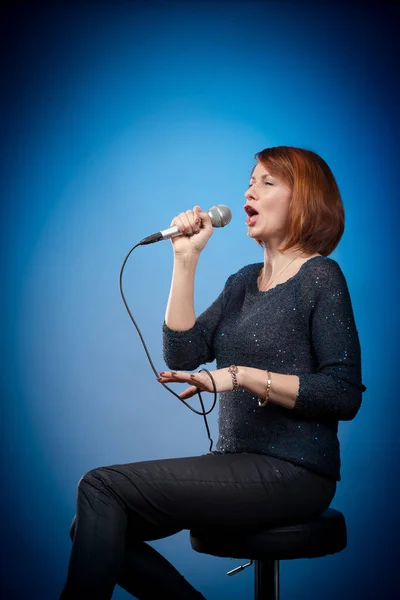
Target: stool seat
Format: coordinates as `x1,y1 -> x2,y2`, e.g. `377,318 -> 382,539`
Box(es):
190,508 -> 346,561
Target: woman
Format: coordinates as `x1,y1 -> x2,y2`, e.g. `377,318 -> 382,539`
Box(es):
60,146 -> 366,599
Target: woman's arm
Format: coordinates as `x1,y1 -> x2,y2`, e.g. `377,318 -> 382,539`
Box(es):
289,259 -> 366,421
164,254 -> 199,331
157,366 -> 298,407
163,206 -> 222,370
269,258 -> 366,421
238,368 -> 299,409
163,276 -> 232,371
239,364 -> 364,420
164,206 -> 212,331
162,212 -> 236,370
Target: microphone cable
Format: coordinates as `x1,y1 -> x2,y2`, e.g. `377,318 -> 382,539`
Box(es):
119,242 -> 217,451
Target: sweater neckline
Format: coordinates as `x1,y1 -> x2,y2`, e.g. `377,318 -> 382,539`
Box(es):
252,255 -> 325,294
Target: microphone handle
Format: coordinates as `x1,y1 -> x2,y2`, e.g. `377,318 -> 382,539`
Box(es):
159,226 -> 181,240
139,226 -> 181,246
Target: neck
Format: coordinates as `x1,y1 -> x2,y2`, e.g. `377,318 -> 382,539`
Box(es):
259,243 -> 304,289
262,243 -> 302,271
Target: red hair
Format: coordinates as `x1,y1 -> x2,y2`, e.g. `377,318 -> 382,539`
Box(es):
254,146 -> 344,256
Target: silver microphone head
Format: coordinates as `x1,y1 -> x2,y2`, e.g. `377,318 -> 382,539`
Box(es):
208,205 -> 232,228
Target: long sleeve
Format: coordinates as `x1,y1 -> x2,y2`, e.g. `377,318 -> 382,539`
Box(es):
292,258 -> 366,421
162,275 -> 234,371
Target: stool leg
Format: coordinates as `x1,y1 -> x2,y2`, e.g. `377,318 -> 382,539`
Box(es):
254,559 -> 279,600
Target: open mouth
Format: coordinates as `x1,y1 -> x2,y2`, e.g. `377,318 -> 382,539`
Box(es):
244,205 -> 259,226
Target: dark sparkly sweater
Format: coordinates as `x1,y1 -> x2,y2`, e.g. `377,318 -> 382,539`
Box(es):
163,256 -> 366,481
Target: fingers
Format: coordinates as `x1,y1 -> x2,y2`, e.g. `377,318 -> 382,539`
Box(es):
157,371 -> 209,390
170,206 -> 210,237
178,385 -> 199,400
170,209 -> 200,236
193,205 -> 212,229
191,206 -> 213,233
157,370 -> 193,383
156,372 -> 204,399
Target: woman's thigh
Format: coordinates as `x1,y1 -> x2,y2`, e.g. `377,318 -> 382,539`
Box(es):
89,452 -> 336,537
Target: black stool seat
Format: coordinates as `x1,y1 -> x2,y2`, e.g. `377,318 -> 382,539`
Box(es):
190,508 -> 346,560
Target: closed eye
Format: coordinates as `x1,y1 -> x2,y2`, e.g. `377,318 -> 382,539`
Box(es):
247,181 -> 273,188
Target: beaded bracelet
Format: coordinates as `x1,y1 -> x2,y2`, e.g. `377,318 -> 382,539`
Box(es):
258,370 -> 271,407
227,365 -> 239,392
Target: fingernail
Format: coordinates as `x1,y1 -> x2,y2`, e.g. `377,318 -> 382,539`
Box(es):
156,377 -> 162,381
195,206 -> 202,212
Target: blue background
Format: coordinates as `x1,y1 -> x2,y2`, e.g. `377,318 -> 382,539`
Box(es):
1,1 -> 399,598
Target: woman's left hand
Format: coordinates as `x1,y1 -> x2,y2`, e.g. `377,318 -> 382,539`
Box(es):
157,368 -> 234,399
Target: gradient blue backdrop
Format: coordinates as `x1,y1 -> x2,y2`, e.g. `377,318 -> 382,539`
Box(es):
1,1 -> 399,598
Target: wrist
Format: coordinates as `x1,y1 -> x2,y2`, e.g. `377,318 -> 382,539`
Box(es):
173,252 -> 200,267
236,366 -> 248,389
227,365 -> 239,391
235,366 -> 271,405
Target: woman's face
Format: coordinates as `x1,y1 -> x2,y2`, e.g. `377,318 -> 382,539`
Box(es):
244,161 -> 292,244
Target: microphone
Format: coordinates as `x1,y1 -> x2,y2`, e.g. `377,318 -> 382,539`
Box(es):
139,204 -> 232,245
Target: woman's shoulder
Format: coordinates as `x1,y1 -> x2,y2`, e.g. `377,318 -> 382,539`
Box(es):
298,255 -> 349,296
300,255 -> 345,279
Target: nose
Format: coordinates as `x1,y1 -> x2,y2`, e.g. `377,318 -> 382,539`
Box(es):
245,184 -> 257,201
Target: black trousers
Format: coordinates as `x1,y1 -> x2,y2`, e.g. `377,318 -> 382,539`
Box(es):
59,452 -> 336,599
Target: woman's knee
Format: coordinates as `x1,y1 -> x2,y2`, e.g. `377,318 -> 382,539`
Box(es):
78,466 -> 109,492
74,467 -> 114,512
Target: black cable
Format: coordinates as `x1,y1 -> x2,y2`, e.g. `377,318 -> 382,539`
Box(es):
119,242 -> 217,451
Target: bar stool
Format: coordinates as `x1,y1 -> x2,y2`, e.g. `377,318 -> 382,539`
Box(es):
190,508 -> 347,600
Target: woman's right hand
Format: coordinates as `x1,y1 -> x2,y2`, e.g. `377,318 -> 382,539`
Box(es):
170,206 -> 214,256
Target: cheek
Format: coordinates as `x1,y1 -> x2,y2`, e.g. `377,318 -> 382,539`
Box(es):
263,197 -> 289,217
264,200 -> 290,231
275,194 -> 291,217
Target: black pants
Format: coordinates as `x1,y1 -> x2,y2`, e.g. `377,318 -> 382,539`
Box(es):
59,452 -> 336,599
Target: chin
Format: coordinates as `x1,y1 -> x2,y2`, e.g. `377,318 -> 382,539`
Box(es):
246,230 -> 263,246
247,225 -> 262,237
